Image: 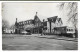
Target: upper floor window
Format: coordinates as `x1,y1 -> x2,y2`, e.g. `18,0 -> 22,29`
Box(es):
22,22 -> 23,24
71,29 -> 73,31
67,29 -> 73,31
28,21 -> 30,24
24,21 -> 26,24
21,22 -> 22,25
23,22 -> 24,24
26,21 -> 27,24
27,21 -> 29,24
18,23 -> 20,25
19,23 -> 20,25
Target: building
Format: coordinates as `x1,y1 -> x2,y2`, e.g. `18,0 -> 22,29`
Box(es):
3,28 -> 15,34
33,12 -> 42,34
54,26 -> 75,37
15,18 -> 34,34
18,19 -> 34,33
15,12 -> 63,35
43,16 -> 63,34
15,12 -> 42,34
15,18 -> 19,34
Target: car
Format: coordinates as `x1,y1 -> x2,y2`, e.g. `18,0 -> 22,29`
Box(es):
21,31 -> 31,35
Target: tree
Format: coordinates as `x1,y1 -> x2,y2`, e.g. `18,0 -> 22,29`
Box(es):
2,19 -> 9,33
58,2 -> 78,38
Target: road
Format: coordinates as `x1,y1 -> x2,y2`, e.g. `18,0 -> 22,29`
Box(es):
2,34 -> 78,50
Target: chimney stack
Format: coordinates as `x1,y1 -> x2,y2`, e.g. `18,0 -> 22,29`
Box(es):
16,18 -> 18,23
43,19 -> 45,22
36,12 -> 37,15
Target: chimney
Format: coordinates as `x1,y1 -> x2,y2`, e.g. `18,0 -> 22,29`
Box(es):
43,19 -> 45,22
36,12 -> 38,15
15,18 -> 18,23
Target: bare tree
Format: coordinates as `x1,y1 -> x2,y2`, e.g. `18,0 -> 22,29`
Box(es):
58,2 -> 78,38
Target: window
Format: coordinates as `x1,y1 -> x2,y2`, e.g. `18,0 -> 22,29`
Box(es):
19,26 -> 21,28
62,28 -> 64,30
29,21 -> 31,24
22,22 -> 23,24
23,22 -> 24,24
25,21 -> 26,24
69,29 -> 71,31
21,23 -> 22,24
67,29 -> 73,31
71,29 -> 73,31
27,21 -> 29,24
26,21 -> 27,24
20,23 -> 21,25
21,26 -> 23,28
19,23 -> 20,25
20,26 -> 22,28
67,29 -> 68,31
29,21 -> 30,24
37,23 -> 39,26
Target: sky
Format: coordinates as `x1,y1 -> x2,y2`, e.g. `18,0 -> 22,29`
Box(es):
2,2 -> 73,27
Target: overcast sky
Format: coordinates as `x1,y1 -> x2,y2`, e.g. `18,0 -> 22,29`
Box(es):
2,2 -> 73,27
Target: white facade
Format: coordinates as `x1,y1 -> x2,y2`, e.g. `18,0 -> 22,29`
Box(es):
4,28 -> 15,33
66,27 -> 75,34
43,17 -> 63,33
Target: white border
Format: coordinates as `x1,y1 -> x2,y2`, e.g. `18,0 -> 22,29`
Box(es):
0,1 -> 79,2
0,1 -> 80,52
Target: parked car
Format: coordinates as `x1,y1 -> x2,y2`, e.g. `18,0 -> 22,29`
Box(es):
21,31 -> 31,35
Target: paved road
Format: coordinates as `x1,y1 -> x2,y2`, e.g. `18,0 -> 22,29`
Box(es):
2,34 -> 78,50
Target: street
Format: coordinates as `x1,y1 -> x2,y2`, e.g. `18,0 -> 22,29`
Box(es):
2,34 -> 78,50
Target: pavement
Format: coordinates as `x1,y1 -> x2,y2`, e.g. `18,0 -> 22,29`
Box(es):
3,34 -> 78,42
32,34 -> 78,42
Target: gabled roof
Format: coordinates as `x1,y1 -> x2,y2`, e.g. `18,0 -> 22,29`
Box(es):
18,19 -> 33,23
47,16 -> 58,23
34,13 -> 41,23
57,18 -> 63,24
57,18 -> 61,22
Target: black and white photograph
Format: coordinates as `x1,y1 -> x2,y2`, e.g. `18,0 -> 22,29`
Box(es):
2,2 -> 78,50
